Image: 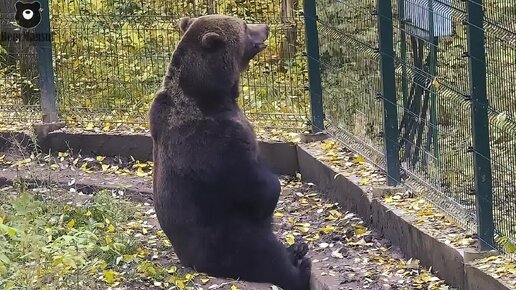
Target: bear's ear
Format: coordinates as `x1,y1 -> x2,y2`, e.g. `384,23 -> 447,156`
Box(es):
34,1 -> 41,9
15,1 -> 23,10
201,32 -> 224,50
179,17 -> 195,33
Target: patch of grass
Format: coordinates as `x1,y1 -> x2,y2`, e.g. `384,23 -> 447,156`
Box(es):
0,187 -> 195,289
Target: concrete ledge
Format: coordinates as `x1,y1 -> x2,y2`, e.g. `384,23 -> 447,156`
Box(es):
465,263 -> 511,290
42,131 -> 154,161
37,131 -> 300,176
0,131 -> 34,152
297,146 -> 373,223
296,144 -> 511,290
259,141 -> 299,176
371,199 -> 465,288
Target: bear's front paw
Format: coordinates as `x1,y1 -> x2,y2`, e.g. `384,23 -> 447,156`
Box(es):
287,242 -> 309,265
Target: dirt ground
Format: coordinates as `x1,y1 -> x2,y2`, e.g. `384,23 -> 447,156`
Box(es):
0,147 -> 455,290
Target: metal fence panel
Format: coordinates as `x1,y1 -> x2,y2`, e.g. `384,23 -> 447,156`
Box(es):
0,0 -> 43,129
394,0 -> 480,234
310,0 -> 516,257
482,0 -> 516,255
315,0 -> 387,168
0,0 -> 311,131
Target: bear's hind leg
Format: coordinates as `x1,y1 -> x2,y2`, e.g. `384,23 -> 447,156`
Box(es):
199,231 -> 312,290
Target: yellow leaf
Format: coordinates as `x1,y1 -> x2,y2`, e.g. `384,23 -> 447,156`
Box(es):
167,266 -> 177,273
285,234 -> 295,245
84,211 -> 92,216
103,269 -> 116,284
176,280 -> 185,289
384,196 -> 394,203
96,156 -> 106,162
320,226 -> 335,234
136,168 -> 146,177
133,162 -> 148,169
67,219 -> 76,229
353,156 -> 365,164
296,223 -> 310,233
0,216 -> 3,224
433,78 -> 440,90
20,158 -> 32,164
201,278 -> 210,284
273,211 -> 284,217
85,122 -> 94,130
358,177 -> 369,185
50,164 -> 60,170
123,254 -> 135,263
231,285 -> 239,290
355,226 -> 367,235
81,162 -> 91,172
107,224 -> 116,233
100,260 -> 108,270
102,164 -> 110,171
7,228 -> 16,237
321,140 -> 337,151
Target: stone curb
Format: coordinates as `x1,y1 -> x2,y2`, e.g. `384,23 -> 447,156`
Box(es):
296,143 -> 512,290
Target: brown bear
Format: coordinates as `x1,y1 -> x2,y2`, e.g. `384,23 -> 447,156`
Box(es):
148,14 -> 312,290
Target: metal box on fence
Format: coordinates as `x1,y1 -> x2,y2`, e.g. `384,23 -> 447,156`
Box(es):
403,0 -> 453,39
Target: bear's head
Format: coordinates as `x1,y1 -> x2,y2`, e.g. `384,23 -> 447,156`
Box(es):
169,14 -> 269,103
15,1 -> 42,29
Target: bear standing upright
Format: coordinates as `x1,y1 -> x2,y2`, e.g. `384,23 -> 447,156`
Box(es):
149,15 -> 312,290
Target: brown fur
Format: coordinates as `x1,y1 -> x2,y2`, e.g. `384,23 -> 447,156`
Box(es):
149,15 -> 312,290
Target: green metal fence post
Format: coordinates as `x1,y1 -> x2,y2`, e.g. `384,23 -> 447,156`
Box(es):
377,0 -> 401,186
35,0 -> 58,123
303,0 -> 324,133
466,0 -> 495,250
398,0 -> 409,109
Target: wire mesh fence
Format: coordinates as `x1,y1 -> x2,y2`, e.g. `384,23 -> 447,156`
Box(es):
482,0 -> 516,255
0,0 -> 43,129
307,0 -> 516,257
315,0 -> 386,168
0,0 -> 311,131
394,0 -> 479,234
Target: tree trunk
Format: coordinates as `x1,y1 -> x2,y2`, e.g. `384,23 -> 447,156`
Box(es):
280,0 -> 298,70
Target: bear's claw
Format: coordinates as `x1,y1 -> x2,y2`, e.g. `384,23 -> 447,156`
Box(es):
287,242 -> 309,265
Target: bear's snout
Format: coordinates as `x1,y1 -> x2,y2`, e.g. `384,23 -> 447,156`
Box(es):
248,24 -> 269,45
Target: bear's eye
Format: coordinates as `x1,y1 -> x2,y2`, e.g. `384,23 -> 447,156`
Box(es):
22,9 -> 34,20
